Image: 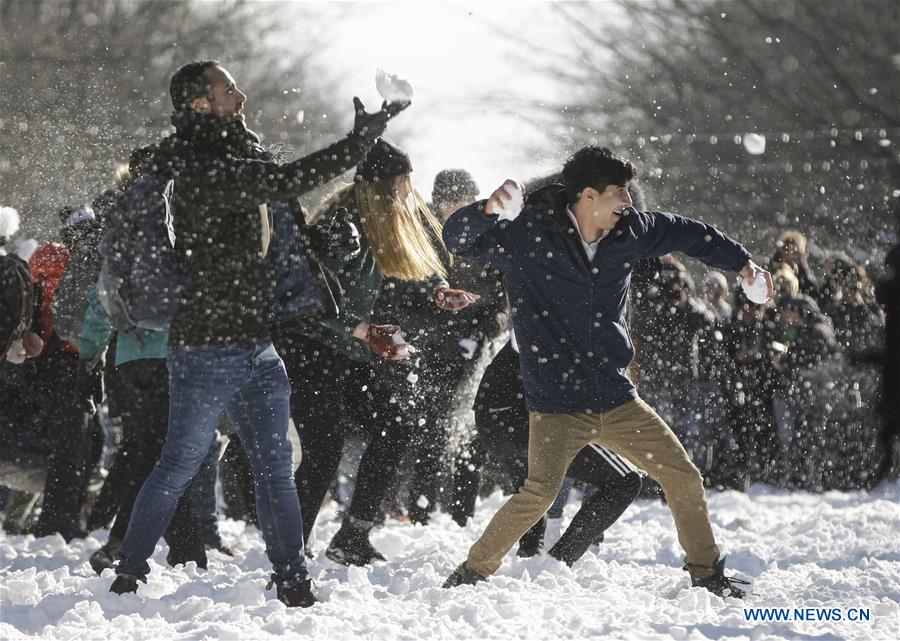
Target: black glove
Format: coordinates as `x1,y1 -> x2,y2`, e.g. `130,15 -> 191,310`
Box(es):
305,207 -> 361,262
351,97 -> 410,140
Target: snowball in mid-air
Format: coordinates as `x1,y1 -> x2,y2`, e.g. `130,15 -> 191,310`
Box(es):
0,206 -> 20,240
741,273 -> 770,304
743,133 -> 766,155
496,183 -> 524,222
376,69 -> 414,103
14,238 -> 39,261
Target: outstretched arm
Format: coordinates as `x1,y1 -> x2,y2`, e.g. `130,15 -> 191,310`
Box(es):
638,211 -> 772,298
442,179 -> 525,270
210,98 -> 410,204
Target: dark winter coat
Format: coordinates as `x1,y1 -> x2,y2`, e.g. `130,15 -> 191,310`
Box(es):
373,225 -> 506,360
442,183 -> 752,414
632,293 -> 716,394
129,111 -> 372,346
291,190 -> 447,362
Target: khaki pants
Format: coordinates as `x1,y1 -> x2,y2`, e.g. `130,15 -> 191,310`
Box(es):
466,398 -> 720,579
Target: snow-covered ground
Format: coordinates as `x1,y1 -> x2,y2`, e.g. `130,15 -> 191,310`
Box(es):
2,483 -> 899,641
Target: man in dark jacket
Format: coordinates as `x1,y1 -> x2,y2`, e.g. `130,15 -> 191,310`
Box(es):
111,60 -> 405,607
442,146 -> 771,598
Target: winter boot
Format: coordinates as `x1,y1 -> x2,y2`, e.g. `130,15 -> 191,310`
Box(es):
442,562 -> 487,588
89,536 -> 122,575
109,574 -> 140,595
166,547 -> 208,569
268,574 -> 317,608
688,556 -> 749,598
407,504 -> 431,526
166,536 -> 208,570
516,515 -> 546,558
325,516 -> 386,566
89,546 -> 119,576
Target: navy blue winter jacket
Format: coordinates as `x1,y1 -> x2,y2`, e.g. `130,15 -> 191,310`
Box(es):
442,184 -> 752,414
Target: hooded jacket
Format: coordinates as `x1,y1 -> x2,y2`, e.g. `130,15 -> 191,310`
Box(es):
28,242 -> 77,353
442,184 -> 752,414
129,111 -> 372,346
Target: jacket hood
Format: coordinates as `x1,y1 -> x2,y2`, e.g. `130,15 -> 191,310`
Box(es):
525,182 -> 569,211
525,182 -> 639,238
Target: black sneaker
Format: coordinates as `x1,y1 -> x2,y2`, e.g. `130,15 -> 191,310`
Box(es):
267,576 -> 317,608
325,527 -> 386,566
689,557 -> 750,598
89,547 -> 119,576
442,563 -> 486,588
166,546 -> 208,570
109,575 -> 139,595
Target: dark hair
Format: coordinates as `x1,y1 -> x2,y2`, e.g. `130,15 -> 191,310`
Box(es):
562,146 -> 636,204
169,59 -> 220,111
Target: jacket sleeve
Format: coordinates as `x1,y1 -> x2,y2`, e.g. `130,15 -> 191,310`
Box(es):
442,200 -> 523,271
636,211 -> 752,272
199,134 -> 372,205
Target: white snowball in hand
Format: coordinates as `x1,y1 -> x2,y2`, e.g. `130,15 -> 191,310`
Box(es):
741,274 -> 769,304
6,339 -> 26,364
458,338 -> 478,359
496,184 -> 524,222
376,69 -> 415,103
391,330 -> 415,356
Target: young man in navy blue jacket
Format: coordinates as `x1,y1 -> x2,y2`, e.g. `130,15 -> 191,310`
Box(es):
442,146 -> 772,597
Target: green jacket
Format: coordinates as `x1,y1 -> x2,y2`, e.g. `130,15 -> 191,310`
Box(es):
78,284 -> 168,367
296,192 -> 445,362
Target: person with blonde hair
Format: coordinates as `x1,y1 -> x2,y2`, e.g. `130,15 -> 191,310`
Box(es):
772,230 -> 819,300
772,263 -> 801,302
276,138 -> 479,565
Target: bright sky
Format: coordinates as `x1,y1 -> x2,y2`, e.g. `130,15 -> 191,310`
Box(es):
291,1 -> 577,198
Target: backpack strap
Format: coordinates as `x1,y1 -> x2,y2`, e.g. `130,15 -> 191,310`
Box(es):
163,178 -> 176,248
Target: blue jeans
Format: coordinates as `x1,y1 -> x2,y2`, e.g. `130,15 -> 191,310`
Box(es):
185,433 -> 223,548
117,341 -> 307,583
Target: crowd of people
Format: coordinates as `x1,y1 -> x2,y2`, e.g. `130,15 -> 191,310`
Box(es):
629,228 -> 888,493
1,60 -> 898,608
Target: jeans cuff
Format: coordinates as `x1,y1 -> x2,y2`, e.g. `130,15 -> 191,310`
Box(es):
272,558 -> 309,586
115,555 -> 150,582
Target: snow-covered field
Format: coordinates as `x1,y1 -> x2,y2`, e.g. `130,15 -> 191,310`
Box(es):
2,483 -> 899,641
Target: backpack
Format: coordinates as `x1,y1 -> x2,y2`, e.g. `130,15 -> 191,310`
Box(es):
0,254 -> 34,357
97,174 -> 340,334
97,175 -> 188,332
51,233 -> 103,344
269,201 -> 340,327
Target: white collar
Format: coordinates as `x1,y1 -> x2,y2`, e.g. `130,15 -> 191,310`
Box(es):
565,206 -> 607,246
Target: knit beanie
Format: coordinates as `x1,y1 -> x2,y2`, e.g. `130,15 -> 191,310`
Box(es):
356,138 -> 412,183
432,169 -> 478,208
